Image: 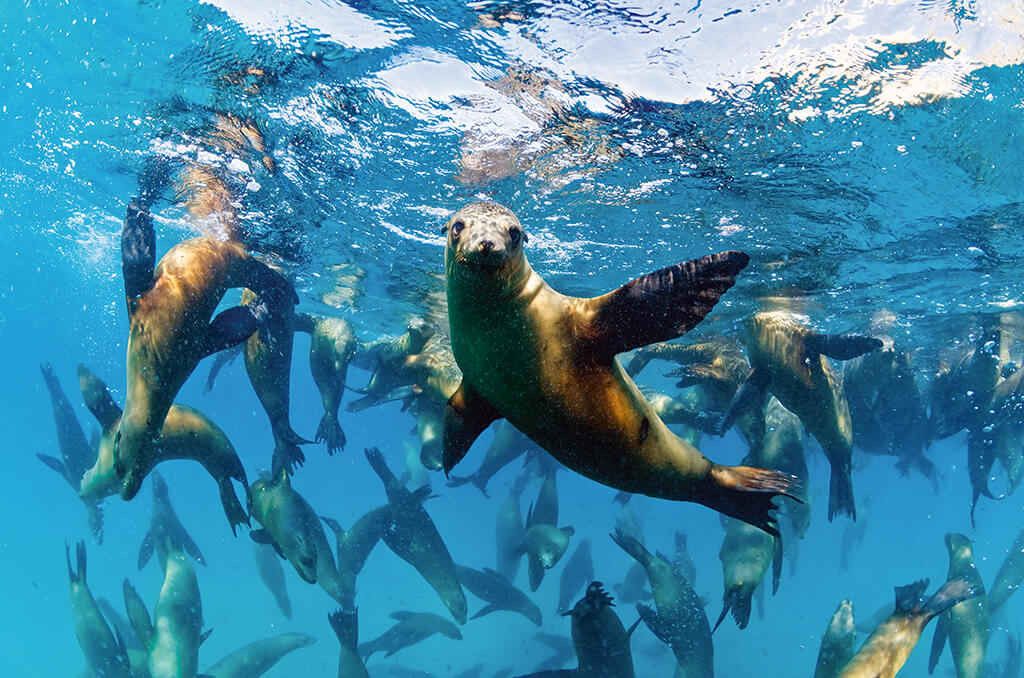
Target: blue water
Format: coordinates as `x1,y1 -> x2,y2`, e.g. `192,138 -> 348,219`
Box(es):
3,0 -> 1023,675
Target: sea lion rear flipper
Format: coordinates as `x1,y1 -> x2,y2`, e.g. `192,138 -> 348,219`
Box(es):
121,200 -> 157,308
442,380 -> 502,477
804,333 -> 883,361
583,251 -> 749,359
250,529 -> 286,559
827,459 -> 856,523
329,608 -> 359,647
717,368 -> 769,437
36,454 -> 68,480
927,613 -> 948,674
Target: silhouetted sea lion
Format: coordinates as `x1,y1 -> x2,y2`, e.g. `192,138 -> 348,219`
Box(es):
138,471 -> 204,570
204,633 -> 316,678
929,534 -> 989,678
329,609 -> 370,678
66,541 -> 133,678
357,611 -> 462,659
456,564 -> 543,626
442,201 -> 794,535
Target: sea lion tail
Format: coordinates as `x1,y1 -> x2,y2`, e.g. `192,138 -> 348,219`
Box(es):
704,464 -> 800,537
827,460 -> 857,523
315,413 -> 346,455
328,608 -> 359,648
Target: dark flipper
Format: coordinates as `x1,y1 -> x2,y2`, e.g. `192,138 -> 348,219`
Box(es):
470,603 -> 502,621
442,380 -> 501,477
805,333 -> 883,361
216,476 -> 250,537
713,589 -> 736,633
77,365 -> 123,432
272,429 -> 309,477
123,579 -> 154,650
328,608 -> 360,649
244,258 -> 299,309
609,528 -> 651,568
717,368 -> 770,437
697,464 -> 799,538
122,199 -> 157,307
36,454 -> 67,480
585,251 -> 750,360
771,535 -> 783,595
827,459 -> 857,523
928,613 -> 948,674
138,531 -> 155,571
202,304 -> 266,359
179,527 -> 206,567
203,344 -> 242,394
316,413 -> 346,455
667,364 -> 718,389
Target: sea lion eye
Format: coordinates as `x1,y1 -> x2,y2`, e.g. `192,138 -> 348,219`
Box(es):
509,227 -> 522,246
450,221 -> 465,238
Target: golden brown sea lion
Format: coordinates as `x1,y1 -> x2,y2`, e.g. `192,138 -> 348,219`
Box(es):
117,191 -> 296,499
928,533 -> 989,678
721,310 -> 881,521
441,201 -> 794,534
837,578 -> 981,678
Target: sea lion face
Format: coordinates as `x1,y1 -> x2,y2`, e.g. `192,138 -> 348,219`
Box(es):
444,202 -> 528,293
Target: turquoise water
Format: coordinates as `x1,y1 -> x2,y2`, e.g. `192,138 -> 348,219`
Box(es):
3,0 -> 1024,676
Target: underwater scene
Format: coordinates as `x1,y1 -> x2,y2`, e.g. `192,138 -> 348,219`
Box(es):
4,0 -> 1024,676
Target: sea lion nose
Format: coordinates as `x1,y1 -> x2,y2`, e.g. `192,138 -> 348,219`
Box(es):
481,240 -> 494,257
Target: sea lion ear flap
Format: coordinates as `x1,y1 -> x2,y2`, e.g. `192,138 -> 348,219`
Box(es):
804,333 -> 883,361
442,381 -> 501,477
583,251 -> 750,360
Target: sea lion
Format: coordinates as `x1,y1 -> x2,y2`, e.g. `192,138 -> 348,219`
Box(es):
929,533 -> 989,678
77,365 -> 250,533
39,363 -> 104,543
252,541 -> 292,618
204,632 -> 316,678
814,599 -> 857,678
557,539 -> 594,616
441,202 -> 795,534
968,366 -> 1024,523
521,498 -> 575,592
347,318 -> 438,412
456,564 -> 543,626
721,310 -> 881,521
672,532 -> 698,589
248,467 -> 346,605
611,529 -> 712,678
568,582 -> 638,678
147,542 -> 209,678
238,286 -> 310,474
758,397 -> 810,538
449,421 -> 540,496
66,541 -> 133,678
357,611 -> 463,659
329,609 -> 370,678
138,471 -> 204,570
365,447 -> 468,624
298,314 -> 357,454
838,578 -> 981,678
321,504 -> 392,610
116,180 -> 296,500
713,515 -> 780,631
988,528 -> 1024,613
122,579 -> 154,659
929,326 -> 1002,439
496,473 -> 530,582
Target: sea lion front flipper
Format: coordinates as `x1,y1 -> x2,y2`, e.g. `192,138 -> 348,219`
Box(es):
138,530 -> 155,570
701,464 -> 799,537
123,579 -> 154,650
470,603 -> 502,621
201,304 -> 267,358
717,368 -> 770,437
77,365 -> 123,433
250,529 -> 286,560
804,333 -> 883,361
36,454 -> 68,480
667,364 -> 718,389
928,613 -> 948,674
121,199 -> 157,308
583,251 -> 749,360
442,380 -> 502,477
771,535 -> 783,595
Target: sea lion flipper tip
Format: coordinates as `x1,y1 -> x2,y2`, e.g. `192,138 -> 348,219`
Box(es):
585,250 -> 749,359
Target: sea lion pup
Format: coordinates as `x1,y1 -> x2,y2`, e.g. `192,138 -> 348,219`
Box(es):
248,467 -> 346,605
39,363 -> 104,543
449,421 -> 541,497
814,599 -> 856,678
77,365 -> 250,533
456,564 -> 543,626
66,541 -> 134,678
365,447 -> 468,624
321,504 -> 392,610
116,167 -> 297,500
357,611 -> 463,659
837,577 -> 981,678
238,286 -> 310,475
929,534 -> 989,678
329,609 -> 370,678
253,541 -> 292,618
843,338 -> 935,481
295,314 -> 357,454
138,471 -> 205,570
988,528 -> 1024,613
441,201 -> 793,534
720,310 -> 881,521
557,539 -> 594,616
610,529 -> 712,678
203,632 -> 316,678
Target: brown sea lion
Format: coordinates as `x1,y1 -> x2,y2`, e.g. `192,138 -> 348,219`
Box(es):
929,326 -> 1002,439
441,202 -> 794,534
837,577 -> 981,678
721,310 -> 881,521
928,533 -> 989,678
116,183 -> 296,500
346,318 -> 437,413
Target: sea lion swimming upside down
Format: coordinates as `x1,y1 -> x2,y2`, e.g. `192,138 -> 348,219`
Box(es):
441,201 -> 797,534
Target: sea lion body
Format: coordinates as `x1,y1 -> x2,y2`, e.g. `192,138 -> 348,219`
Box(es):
321,504 -> 392,610
443,202 -> 793,534
148,546 -> 205,678
838,578 -> 980,678
303,314 -> 357,454
204,632 -> 316,678
814,599 -> 856,678
929,328 -> 1002,439
929,534 -> 989,678
449,421 -> 538,496
66,542 -> 133,678
523,523 -> 575,592
759,397 -> 810,538
456,564 -> 543,626
347,319 -> 437,412
365,447 -> 468,624
357,612 -> 463,659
